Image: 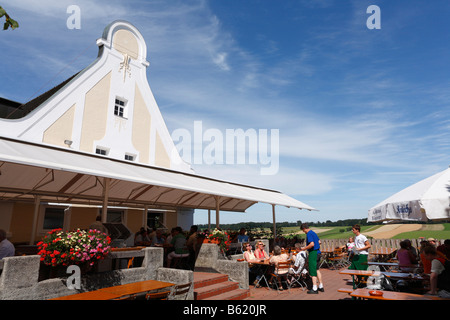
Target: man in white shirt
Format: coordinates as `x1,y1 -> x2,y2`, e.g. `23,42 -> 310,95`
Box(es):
290,246 -> 308,275
350,224 -> 371,270
0,229 -> 15,259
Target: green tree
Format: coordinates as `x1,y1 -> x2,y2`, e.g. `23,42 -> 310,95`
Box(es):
0,5 -> 19,30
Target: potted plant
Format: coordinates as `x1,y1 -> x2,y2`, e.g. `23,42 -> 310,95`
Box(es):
37,228 -> 111,277
207,228 -> 230,253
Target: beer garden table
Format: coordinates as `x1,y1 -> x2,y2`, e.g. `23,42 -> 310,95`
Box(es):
50,279 -> 175,300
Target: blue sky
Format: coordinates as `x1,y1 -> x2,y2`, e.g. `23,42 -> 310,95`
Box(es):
1,0 -> 450,225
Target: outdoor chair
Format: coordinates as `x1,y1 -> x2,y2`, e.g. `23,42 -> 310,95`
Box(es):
168,282 -> 192,300
172,254 -> 190,270
328,248 -> 348,270
145,290 -> 171,300
112,294 -> 137,300
288,263 -> 308,291
270,261 -> 291,293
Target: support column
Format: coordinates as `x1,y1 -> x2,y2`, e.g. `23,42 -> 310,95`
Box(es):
101,178 -> 111,223
143,205 -> 148,228
30,195 -> 41,245
215,196 -> 220,229
272,204 -> 276,239
208,209 -> 211,231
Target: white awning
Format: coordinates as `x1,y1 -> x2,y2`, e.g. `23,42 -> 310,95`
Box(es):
0,137 -> 316,213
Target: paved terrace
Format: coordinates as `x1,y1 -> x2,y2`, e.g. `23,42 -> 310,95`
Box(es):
244,268 -> 351,300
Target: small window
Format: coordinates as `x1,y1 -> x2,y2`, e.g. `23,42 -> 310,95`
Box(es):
114,98 -> 127,118
96,147 -> 109,156
43,207 -> 65,230
124,153 -> 135,161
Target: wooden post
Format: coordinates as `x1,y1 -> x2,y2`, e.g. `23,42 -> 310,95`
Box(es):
143,205 -> 148,228
101,178 -> 111,223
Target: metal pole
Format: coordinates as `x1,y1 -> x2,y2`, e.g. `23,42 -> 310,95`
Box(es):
208,209 -> 211,231
272,204 -> 276,239
215,196 -> 220,229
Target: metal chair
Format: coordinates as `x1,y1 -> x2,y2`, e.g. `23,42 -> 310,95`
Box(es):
288,255 -> 309,291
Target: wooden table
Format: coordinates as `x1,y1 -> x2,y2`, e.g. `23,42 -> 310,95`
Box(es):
370,248 -> 397,262
350,288 -> 447,301
367,262 -> 419,271
101,279 -> 174,298
340,269 -> 382,289
340,269 -> 382,277
251,260 -> 272,289
382,271 -> 425,281
50,279 -> 174,300
49,290 -> 120,300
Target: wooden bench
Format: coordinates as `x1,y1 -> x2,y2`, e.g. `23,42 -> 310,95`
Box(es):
338,288 -> 353,294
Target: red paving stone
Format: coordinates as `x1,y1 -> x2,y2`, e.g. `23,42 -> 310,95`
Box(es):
244,268 -> 354,300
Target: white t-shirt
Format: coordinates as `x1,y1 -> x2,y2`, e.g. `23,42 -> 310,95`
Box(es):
292,251 -> 308,275
354,234 -> 369,255
431,259 -> 445,275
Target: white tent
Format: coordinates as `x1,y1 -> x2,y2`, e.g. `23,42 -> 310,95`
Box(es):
368,167 -> 450,222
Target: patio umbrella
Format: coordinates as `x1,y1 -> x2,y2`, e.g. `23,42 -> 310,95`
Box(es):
368,167 -> 450,222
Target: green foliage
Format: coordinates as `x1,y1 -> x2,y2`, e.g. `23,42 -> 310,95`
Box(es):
0,5 -> 19,30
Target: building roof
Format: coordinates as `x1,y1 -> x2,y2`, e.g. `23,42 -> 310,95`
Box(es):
0,73 -> 79,119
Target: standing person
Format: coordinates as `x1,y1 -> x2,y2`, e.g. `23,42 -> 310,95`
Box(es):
350,224 -> 371,270
186,225 -> 198,270
300,223 -> 324,294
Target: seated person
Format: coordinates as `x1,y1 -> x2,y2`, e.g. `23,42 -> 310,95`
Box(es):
437,239 -> 450,260
243,242 -> 264,287
423,245 -> 450,295
151,229 -> 166,247
254,241 -> 270,261
397,240 -> 418,271
243,242 -> 259,263
166,227 -> 189,268
269,245 -> 290,290
134,228 -> 151,246
346,237 -> 355,257
289,243 -> 308,276
0,229 -> 15,259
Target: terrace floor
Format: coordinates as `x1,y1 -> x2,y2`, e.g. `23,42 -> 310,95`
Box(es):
244,267 -> 352,300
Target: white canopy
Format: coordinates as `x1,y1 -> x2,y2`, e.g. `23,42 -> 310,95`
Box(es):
0,136 -> 316,213
368,167 -> 450,222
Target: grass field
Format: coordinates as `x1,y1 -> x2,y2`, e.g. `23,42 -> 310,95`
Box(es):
391,223 -> 450,240
280,224 -> 450,240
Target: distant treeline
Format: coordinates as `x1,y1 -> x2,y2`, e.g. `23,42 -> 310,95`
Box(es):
198,218 -> 372,231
